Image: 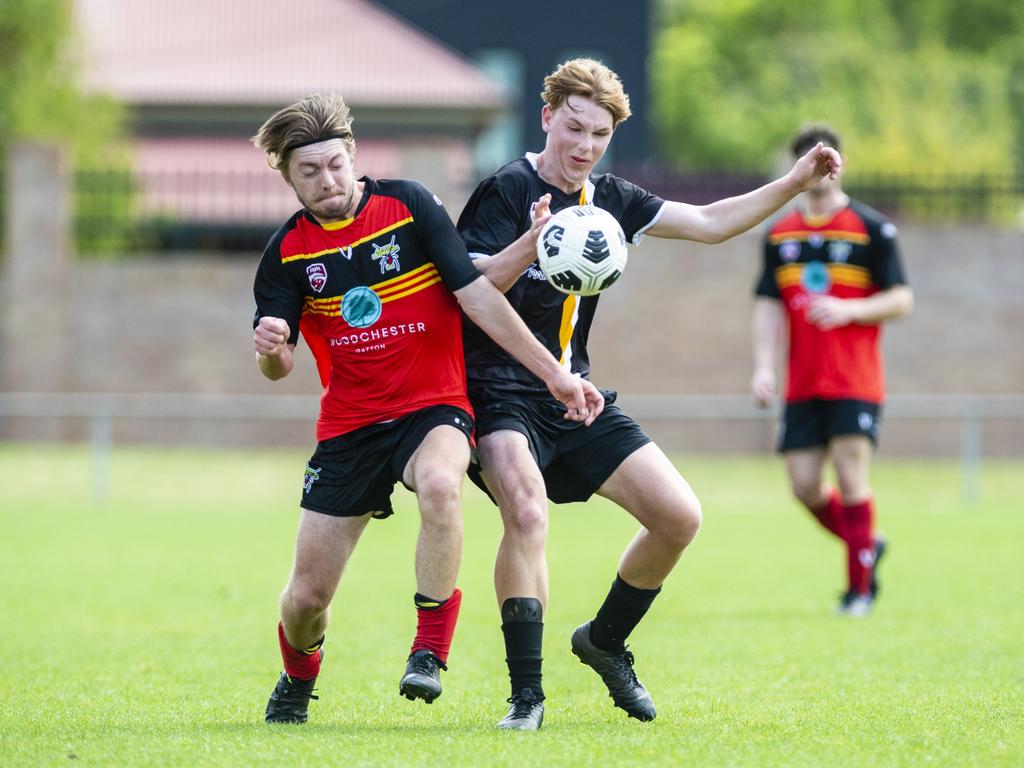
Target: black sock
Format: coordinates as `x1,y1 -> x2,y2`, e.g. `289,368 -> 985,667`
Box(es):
501,597 -> 544,699
589,574 -> 662,652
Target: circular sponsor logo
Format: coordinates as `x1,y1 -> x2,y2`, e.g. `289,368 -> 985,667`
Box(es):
341,286 -> 382,328
801,261 -> 831,294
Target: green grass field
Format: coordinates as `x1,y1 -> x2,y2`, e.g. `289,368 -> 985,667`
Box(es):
1,444 -> 1021,767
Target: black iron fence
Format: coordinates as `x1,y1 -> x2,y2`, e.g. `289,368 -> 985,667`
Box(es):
622,166 -> 1024,226
2,166 -> 1018,257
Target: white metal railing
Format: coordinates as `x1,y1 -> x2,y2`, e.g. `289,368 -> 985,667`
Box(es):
2,392 -> 1022,504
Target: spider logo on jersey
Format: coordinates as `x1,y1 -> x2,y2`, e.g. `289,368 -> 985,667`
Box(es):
371,235 -> 402,274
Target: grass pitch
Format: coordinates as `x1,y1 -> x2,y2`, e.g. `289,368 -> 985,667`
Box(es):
1,444 -> 1021,767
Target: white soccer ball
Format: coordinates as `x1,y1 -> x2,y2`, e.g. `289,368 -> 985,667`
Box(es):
535,205 -> 628,296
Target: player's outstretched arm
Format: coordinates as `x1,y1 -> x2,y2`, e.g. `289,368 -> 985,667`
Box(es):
455,276 -> 603,424
751,298 -> 785,407
468,194 -> 552,294
254,316 -> 295,381
646,142 -> 843,244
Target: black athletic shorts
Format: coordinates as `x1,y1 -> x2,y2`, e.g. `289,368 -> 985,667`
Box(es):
467,387 -> 651,504
779,398 -> 882,452
300,405 -> 474,518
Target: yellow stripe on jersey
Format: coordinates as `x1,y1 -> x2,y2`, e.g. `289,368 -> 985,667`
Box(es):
281,217 -> 414,263
774,263 -> 873,290
829,263 -> 873,288
558,294 -> 578,367
768,229 -> 870,246
775,263 -> 803,288
380,275 -> 443,304
301,265 -> 442,317
375,263 -> 437,296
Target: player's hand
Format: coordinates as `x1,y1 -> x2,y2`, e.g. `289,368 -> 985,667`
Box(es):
790,142 -> 842,190
530,193 -> 553,235
254,316 -> 291,357
751,368 -> 776,408
806,295 -> 855,330
547,370 -> 604,426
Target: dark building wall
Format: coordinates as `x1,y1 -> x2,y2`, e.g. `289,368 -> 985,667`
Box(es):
375,0 -> 651,167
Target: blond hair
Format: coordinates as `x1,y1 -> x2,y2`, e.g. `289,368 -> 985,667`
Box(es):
541,58 -> 631,127
252,93 -> 356,171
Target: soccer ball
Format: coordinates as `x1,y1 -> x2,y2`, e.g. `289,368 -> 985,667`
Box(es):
536,205 -> 628,296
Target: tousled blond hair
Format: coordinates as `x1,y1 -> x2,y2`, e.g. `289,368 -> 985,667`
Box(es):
541,58 -> 631,127
252,93 -> 356,171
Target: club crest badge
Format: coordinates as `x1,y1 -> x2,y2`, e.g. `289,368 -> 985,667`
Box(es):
371,235 -> 401,274
828,240 -> 852,263
306,263 -> 328,293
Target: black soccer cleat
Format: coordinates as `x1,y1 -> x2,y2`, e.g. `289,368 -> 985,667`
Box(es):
570,622 -> 656,722
399,650 -> 446,704
265,671 -> 319,723
870,535 -> 888,599
836,589 -> 873,617
497,687 -> 545,731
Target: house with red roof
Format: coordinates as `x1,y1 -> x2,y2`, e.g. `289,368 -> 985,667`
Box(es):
71,0 -> 508,247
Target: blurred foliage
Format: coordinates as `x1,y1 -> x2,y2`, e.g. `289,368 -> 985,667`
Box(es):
1,0 -> 131,255
652,0 -> 1024,178
0,0 -> 124,160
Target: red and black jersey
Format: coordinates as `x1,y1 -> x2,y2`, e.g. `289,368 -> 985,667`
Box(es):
457,154 -> 665,394
253,177 -> 481,442
755,198 -> 908,404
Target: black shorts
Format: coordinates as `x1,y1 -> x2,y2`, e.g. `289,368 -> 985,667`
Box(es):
300,405 -> 474,518
779,398 -> 882,452
468,387 -> 651,504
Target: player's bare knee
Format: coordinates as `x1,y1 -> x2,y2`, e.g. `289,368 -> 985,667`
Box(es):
414,469 -> 462,514
790,477 -> 821,508
502,499 -> 548,544
282,581 -> 332,619
670,494 -> 702,548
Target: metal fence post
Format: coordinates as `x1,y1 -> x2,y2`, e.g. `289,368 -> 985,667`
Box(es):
959,405 -> 982,506
90,396 -> 112,505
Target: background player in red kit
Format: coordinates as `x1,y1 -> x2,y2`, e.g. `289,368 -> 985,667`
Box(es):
251,93 -> 603,724
456,58 -> 842,730
751,125 -> 913,617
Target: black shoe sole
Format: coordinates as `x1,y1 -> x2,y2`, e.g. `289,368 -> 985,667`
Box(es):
399,677 -> 441,704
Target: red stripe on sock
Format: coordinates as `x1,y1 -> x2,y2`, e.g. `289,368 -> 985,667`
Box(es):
410,588 -> 462,664
278,621 -> 322,681
843,498 -> 875,595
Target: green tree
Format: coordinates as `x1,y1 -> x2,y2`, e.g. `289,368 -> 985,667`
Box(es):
652,0 -> 1023,178
0,0 -> 123,162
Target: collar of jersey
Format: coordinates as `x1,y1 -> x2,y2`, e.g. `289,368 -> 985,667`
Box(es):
523,152 -> 590,204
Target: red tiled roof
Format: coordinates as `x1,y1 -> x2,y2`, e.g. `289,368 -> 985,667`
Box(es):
73,0 -> 506,109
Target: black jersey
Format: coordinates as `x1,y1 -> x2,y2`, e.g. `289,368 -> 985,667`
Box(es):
457,154 -> 665,393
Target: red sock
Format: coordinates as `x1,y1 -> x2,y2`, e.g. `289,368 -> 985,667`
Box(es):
843,498 -> 875,595
410,588 -> 462,664
277,621 -> 323,681
808,488 -> 844,539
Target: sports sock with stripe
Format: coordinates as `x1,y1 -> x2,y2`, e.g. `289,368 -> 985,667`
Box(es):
410,588 -> 462,664
277,621 -> 323,681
